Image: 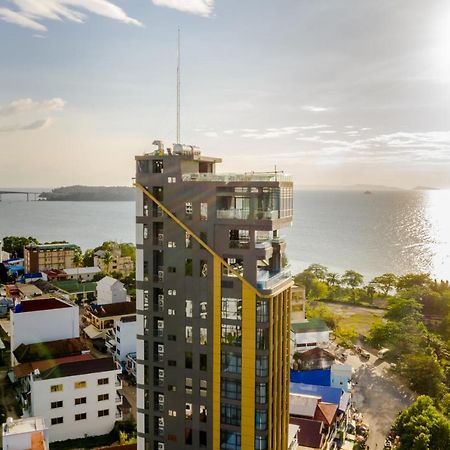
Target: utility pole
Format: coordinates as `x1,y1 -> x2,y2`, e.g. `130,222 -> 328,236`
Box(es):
177,27 -> 181,144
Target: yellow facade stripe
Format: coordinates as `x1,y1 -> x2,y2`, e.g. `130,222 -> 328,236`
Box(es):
213,256 -> 222,450
135,181 -> 283,299
241,283 -> 256,450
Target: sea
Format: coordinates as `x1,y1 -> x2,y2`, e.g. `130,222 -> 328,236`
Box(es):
0,189 -> 449,281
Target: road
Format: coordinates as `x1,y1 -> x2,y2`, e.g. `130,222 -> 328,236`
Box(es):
346,350 -> 416,448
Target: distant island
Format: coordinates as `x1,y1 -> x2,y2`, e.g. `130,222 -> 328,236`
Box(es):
413,186 -> 440,191
40,185 -> 135,201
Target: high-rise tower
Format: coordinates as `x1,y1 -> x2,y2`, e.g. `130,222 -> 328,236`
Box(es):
135,141 -> 294,450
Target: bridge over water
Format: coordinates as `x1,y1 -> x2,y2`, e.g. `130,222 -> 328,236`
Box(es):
0,191 -> 40,201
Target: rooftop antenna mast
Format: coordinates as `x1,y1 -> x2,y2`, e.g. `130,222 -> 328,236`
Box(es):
176,27 -> 181,144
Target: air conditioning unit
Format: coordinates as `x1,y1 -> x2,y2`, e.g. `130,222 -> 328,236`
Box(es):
158,393 -> 164,402
158,270 -> 164,281
158,294 -> 164,301
157,320 -> 164,329
158,442 -> 165,450
157,344 -> 164,353
158,368 -> 164,377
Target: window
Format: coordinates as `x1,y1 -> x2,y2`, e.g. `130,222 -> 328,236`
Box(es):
168,360 -> 177,367
200,354 -> 207,371
256,356 -> 268,377
98,409 -> 109,417
168,409 -> 177,416
200,202 -> 208,220
256,383 -> 267,405
200,301 -> 207,319
168,266 -> 176,273
220,431 -> 241,450
185,427 -> 193,445
221,403 -> 241,426
185,326 -> 193,344
185,202 -> 193,219
185,258 -> 193,276
200,260 -> 207,277
152,159 -> 163,173
168,241 -> 176,248
221,378 -> 241,400
200,328 -> 207,345
256,328 -> 269,350
185,232 -> 192,248
200,430 -> 207,447
50,384 -> 63,393
98,394 -> 109,401
221,324 -> 242,346
98,378 -> 109,385
255,436 -> 268,450
168,308 -> 176,316
51,417 -> 63,425
168,289 -> 177,296
196,405 -> 206,425
51,401 -> 63,409
255,410 -> 268,430
200,380 -> 207,397
75,397 -> 86,405
221,351 -> 241,374
221,298 -> 242,320
168,334 -> 176,341
75,413 -> 87,421
185,299 -> 193,318
199,231 -> 208,245
185,402 -> 192,420
185,351 -> 193,369
168,385 -> 177,392
256,299 -> 269,323
185,378 -> 192,395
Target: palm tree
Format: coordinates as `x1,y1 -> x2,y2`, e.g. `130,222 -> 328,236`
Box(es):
326,272 -> 340,287
102,250 -> 114,274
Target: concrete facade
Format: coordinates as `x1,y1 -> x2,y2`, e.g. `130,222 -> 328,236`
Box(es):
135,142 -> 294,450
24,244 -> 77,274
96,276 -> 127,305
106,315 -> 137,364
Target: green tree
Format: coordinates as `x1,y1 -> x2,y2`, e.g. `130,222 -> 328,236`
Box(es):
325,272 -> 340,287
72,250 -> 83,268
385,297 -> 423,322
397,273 -> 432,290
371,273 -> 398,296
399,354 -> 446,398
393,395 -> 450,449
2,236 -> 39,258
334,325 -> 358,348
294,270 -> 317,297
83,248 -> 95,266
308,279 -> 329,300
342,270 -> 364,301
306,264 -> 328,281
101,250 -> 114,273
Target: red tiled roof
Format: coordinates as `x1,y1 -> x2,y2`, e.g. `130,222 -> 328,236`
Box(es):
14,353 -> 93,379
314,402 -> 338,426
290,417 -> 324,449
18,297 -> 71,312
88,302 -> 135,318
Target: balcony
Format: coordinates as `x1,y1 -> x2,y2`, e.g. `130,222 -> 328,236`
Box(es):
217,208 -> 280,221
115,376 -> 123,388
182,172 -> 292,183
256,266 -> 292,290
115,394 -> 123,405
115,410 -> 123,420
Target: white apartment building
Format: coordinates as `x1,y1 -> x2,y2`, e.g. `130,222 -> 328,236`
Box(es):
106,315 -> 136,365
2,416 -> 49,450
21,357 -> 122,443
10,297 -> 79,354
96,276 -> 127,305
63,267 -> 101,281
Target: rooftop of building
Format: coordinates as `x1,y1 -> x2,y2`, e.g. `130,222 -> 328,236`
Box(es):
314,402 -> 338,426
13,338 -> 88,363
290,382 -> 343,405
14,297 -> 73,313
296,347 -> 336,371
290,368 -> 331,386
25,243 -> 77,251
38,356 -> 117,380
63,267 -> 101,276
96,276 -> 124,287
291,318 -> 330,333
290,394 -> 319,418
17,284 -> 43,297
13,353 -> 94,379
290,417 -> 324,449
120,315 -> 136,323
87,301 -> 136,318
51,279 -> 97,293
2,416 -> 47,436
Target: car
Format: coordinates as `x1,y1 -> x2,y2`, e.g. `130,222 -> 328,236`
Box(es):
360,350 -> 370,360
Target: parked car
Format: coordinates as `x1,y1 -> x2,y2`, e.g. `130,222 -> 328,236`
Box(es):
360,350 -> 370,360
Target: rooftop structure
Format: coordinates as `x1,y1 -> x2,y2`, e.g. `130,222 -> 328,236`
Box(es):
135,142 -> 294,450
24,243 -> 78,274
2,416 -> 49,450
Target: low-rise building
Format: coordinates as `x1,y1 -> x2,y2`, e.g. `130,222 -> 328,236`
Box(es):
24,244 -> 78,274
18,357 -> 122,443
2,416 -> 49,450
50,280 -> 97,302
125,352 -> 136,380
96,276 -> 127,305
63,267 -> 101,281
10,297 -> 79,355
105,315 -> 136,366
82,302 -> 136,340
94,250 -> 134,276
292,318 -> 331,352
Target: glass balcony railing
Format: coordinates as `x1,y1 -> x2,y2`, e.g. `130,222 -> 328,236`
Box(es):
182,172 -> 292,183
256,266 -> 292,290
217,209 -> 279,220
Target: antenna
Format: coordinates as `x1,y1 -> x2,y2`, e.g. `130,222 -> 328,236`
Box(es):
177,27 -> 181,144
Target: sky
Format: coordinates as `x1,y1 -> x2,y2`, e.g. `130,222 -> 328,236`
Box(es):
0,0 -> 449,189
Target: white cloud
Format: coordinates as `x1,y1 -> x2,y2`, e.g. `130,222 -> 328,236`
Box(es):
0,117 -> 53,132
0,1 -> 141,32
204,131 -> 218,138
318,130 -> 336,134
152,0 -> 214,17
302,105 -> 330,113
223,129 -> 235,135
0,97 -> 66,115
242,126 -> 302,140
300,124 -> 330,130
